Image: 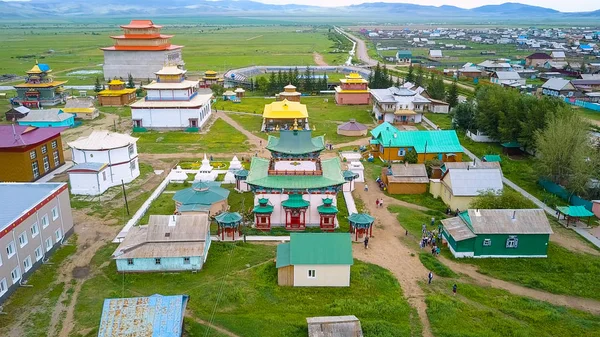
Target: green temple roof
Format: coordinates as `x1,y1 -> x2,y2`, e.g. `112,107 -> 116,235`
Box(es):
343,170 -> 359,179
215,212 -> 243,226
370,122 -> 463,154
234,169 -> 249,177
246,157 -> 345,189
348,213 -> 375,225
281,194 -> 310,208
253,204 -> 274,214
266,130 -> 325,155
317,203 -> 338,214
173,181 -> 229,207
276,233 -> 353,268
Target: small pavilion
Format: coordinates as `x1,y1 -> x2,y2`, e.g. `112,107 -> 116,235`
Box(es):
215,212 -> 243,241
222,90 -> 236,101
337,119 -> 368,137
253,198 -> 274,230
348,213 -> 375,241
235,88 -> 245,98
282,194 -> 311,231
234,169 -> 250,192
317,197 -> 338,231
277,84 -> 302,102
173,181 -> 230,216
557,206 -> 595,226
501,141 -> 522,155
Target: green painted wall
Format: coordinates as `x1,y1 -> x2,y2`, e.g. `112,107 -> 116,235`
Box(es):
442,229 -> 475,253
473,234 -> 550,257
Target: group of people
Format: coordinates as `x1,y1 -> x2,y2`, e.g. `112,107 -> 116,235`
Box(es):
421,222 -> 443,257
375,198 -> 384,208
446,207 -> 460,217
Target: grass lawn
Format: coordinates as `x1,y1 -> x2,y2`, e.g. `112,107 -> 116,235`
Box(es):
423,112 -> 453,130
215,97 -> 375,144
73,242 -> 421,337
135,119 -> 252,154
223,113 -> 269,140
424,280 -> 600,337
388,205 -> 446,239
573,106 -> 600,122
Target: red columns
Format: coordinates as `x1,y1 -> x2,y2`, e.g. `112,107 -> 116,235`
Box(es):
369,225 -> 373,237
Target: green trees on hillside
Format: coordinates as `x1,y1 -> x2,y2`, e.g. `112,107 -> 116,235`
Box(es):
427,73 -> 446,100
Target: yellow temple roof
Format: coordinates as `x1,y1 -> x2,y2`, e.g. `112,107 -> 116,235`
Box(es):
340,73 -> 368,84
14,81 -> 67,88
334,86 -> 369,93
205,70 -> 217,75
98,88 -> 137,97
108,79 -> 125,85
26,61 -> 52,75
263,99 -> 308,119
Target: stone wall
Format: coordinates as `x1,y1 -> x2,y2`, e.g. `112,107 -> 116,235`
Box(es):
103,49 -> 183,80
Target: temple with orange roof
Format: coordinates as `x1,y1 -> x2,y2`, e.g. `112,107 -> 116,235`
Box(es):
13,62 -> 67,108
101,20 -> 185,80
334,73 -> 370,105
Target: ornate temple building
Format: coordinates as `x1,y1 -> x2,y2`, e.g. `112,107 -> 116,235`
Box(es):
13,62 -> 67,108
245,129 -> 351,231
101,20 -> 184,79
97,79 -> 137,106
199,70 -> 223,88
334,73 -> 370,105
262,99 -> 309,132
277,84 -> 302,102
130,65 -> 212,130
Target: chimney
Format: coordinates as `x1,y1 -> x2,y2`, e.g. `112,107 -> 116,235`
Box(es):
467,165 -> 470,171
512,210 -> 516,220
168,215 -> 177,227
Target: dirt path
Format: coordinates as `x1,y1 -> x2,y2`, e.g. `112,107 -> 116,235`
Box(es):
217,111 -> 263,149
245,35 -> 263,41
187,316 -> 242,337
352,181 -> 434,337
439,256 -> 600,315
550,229 -> 600,256
313,52 -> 328,66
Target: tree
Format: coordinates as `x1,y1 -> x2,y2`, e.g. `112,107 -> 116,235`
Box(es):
268,71 -> 277,95
427,75 -> 446,100
446,79 -> 459,108
404,149 -> 418,164
395,76 -> 401,88
414,66 -> 424,87
277,70 -> 283,90
210,84 -> 224,97
249,78 -> 254,91
469,189 -> 534,209
287,68 -> 294,86
94,77 -> 102,92
126,73 -> 135,89
405,63 -> 415,83
451,100 -> 476,131
302,66 -> 314,93
256,77 -> 268,92
292,67 -> 300,87
580,62 -> 587,74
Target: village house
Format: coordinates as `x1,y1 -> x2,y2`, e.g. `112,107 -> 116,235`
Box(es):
540,78 -> 579,97
67,131 -> 140,195
370,87 -> 432,124
62,97 -> 99,120
396,50 -> 412,63
524,52 -> 552,67
380,163 -> 429,195
276,233 -> 353,287
429,50 -> 443,58
441,209 -> 553,258
430,162 -> 504,211
0,183 -> 74,304
477,60 -> 512,73
262,99 -> 309,132
18,109 -> 75,128
551,51 -> 566,60
370,123 -> 464,163
97,79 -> 137,106
457,66 -> 483,79
0,125 -> 65,182
4,106 -> 30,122
307,316 -> 363,337
490,71 -> 525,86
334,73 -> 370,105
112,215 -> 211,272
97,294 -> 188,337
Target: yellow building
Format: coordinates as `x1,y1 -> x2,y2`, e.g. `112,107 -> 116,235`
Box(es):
201,70 -> 223,87
97,79 -> 137,106
334,73 -> 370,105
262,99 -> 309,132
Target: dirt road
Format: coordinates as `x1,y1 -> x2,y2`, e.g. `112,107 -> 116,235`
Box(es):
337,28 -> 377,67
313,52 -> 329,66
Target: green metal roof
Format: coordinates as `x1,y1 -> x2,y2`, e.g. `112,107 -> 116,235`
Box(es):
282,194 -> 310,208
317,202 -> 338,214
348,213 -> 375,225
179,204 -> 211,212
343,170 -> 359,179
483,154 -> 502,162
557,206 -> 594,217
370,122 -> 463,154
173,181 -> 230,206
276,233 -> 353,268
322,197 -> 333,205
234,169 -> 249,177
253,204 -> 274,214
215,212 -> 242,225
246,157 -> 345,189
266,130 -> 325,155
501,141 -> 521,148
370,139 -> 380,145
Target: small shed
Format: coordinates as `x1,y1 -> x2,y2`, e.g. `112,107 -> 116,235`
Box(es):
501,141 -> 522,155
222,90 -> 236,101
482,154 -> 501,163
234,169 -> 250,192
17,109 -> 75,128
67,162 -> 110,195
214,211 -> 243,241
173,181 -> 230,215
337,120 -> 368,137
276,233 -> 353,287
307,315 -> 363,337
5,106 -> 30,121
557,206 -> 595,226
348,213 -> 374,241
63,97 -> 99,120
97,294 -> 188,337
234,87 -> 245,98
381,163 -> 429,195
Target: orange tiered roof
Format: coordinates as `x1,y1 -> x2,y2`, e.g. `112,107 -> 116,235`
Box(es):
120,20 -> 162,29
110,34 -> 174,40
101,45 -> 183,51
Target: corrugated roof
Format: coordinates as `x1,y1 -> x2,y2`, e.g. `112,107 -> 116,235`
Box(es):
276,233 -> 353,268
388,163 -> 429,183
444,168 -> 503,196
266,130 -> 325,154
542,78 -> 572,91
493,71 -> 521,80
0,125 -> 65,148
370,122 -> 463,154
68,162 -> 107,172
465,209 -> 553,234
557,206 -> 594,218
263,99 -> 308,119
97,294 -> 188,337
0,183 -> 65,232
64,98 -> 95,110
246,157 -> 345,189
441,216 -> 477,241
68,130 -> 138,150
19,109 -> 74,123
307,316 -> 363,337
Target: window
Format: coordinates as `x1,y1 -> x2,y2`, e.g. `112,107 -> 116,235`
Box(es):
0,278 -> 7,296
18,232 -> 28,248
41,145 -> 48,154
45,237 -> 53,252
128,144 -> 135,156
30,150 -> 37,160
23,256 -> 32,272
308,270 -> 316,278
52,207 -> 59,220
41,214 -> 49,228
51,140 -> 58,149
130,159 -> 137,171
43,156 -> 50,172
32,161 -> 39,179
398,148 -> 406,156
483,239 -> 491,247
31,223 -> 39,238
11,266 -> 21,283
506,236 -> 519,248
127,258 -> 134,265
6,241 -> 16,258
183,257 -> 190,264
35,246 -> 43,261
53,150 -> 60,167
155,258 -> 161,265
55,229 -> 62,242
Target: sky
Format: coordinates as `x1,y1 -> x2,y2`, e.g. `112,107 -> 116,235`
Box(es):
255,0 -> 599,12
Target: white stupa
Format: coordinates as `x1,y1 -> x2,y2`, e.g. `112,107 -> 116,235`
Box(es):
194,154 -> 217,182
224,156 -> 243,184
169,165 -> 189,183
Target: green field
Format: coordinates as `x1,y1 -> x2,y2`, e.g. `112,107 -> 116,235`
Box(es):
72,242 -> 421,337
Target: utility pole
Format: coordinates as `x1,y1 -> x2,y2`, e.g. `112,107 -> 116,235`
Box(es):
122,180 -> 130,216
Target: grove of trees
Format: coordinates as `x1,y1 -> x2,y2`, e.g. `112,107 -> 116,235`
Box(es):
253,67 -> 329,95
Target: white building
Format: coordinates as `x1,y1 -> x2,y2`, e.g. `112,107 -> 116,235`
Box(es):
130,66 -> 212,130
224,156 -> 242,184
370,87 -> 431,124
194,154 -> 218,182
490,71 -> 526,86
67,131 -> 140,195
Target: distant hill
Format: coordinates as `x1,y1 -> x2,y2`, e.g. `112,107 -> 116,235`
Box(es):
0,0 -> 598,19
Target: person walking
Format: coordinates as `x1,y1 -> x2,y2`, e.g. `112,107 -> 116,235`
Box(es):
428,271 -> 433,284
422,223 -> 426,234
376,199 -> 380,208
431,217 -> 435,227
452,284 -> 457,296
436,246 -> 441,256
379,199 -> 384,209
364,236 -> 369,249
364,184 -> 369,192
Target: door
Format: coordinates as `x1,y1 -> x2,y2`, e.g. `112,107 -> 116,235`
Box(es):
290,210 -> 301,225
189,118 -> 198,128
133,119 -> 142,128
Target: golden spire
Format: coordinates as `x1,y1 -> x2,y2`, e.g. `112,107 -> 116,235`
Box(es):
293,119 -> 299,130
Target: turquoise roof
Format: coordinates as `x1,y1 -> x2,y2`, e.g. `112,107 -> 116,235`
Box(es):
282,194 -> 310,208
266,130 -> 325,155
178,204 -> 211,212
234,169 -> 249,177
276,233 -> 353,268
253,204 -> 274,214
501,141 -> 521,148
370,122 -> 463,154
246,157 -> 345,189
348,213 -> 375,226
173,181 -> 229,207
215,212 -> 242,225
483,154 -> 501,162
557,206 -> 594,217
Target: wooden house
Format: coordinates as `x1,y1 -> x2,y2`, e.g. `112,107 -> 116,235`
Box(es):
441,209 -> 553,258
307,316 -> 363,337
63,98 -> 99,120
381,163 -> 428,194
4,106 -> 30,121
276,233 -> 353,287
525,52 -> 552,67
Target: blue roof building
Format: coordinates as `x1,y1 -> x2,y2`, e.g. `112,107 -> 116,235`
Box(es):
98,294 -> 189,337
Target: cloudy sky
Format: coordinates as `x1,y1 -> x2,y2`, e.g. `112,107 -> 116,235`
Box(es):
256,0 -> 599,12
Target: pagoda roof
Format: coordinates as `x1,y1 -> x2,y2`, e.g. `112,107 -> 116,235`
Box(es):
14,80 -> 67,88
101,45 -> 183,51
282,194 -> 310,208
348,213 -> 375,225
173,181 -> 229,206
284,84 -> 296,89
263,99 -> 308,119
108,79 -> 125,85
246,157 -> 345,190
155,65 -> 186,76
234,169 -> 249,177
214,212 -> 242,225
266,130 -> 325,155
120,20 -> 162,29
340,73 -> 368,84
98,88 -> 136,97
317,198 -> 338,214
204,70 -> 217,75
27,63 -> 51,74
110,34 -> 174,40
